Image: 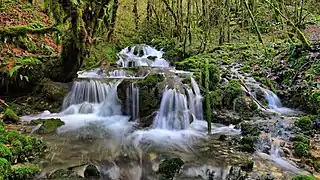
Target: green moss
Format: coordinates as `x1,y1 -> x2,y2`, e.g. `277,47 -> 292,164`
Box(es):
30,118 -> 65,134
291,135 -> 310,158
10,163 -> 41,180
202,63 -> 220,91
0,158 -> 11,180
239,136 -> 258,153
158,157 -> 184,180
0,143 -> 13,161
234,96 -> 258,119
223,80 -> 244,108
4,108 -> 19,123
138,74 -> 165,88
292,175 -> 317,180
295,116 -> 314,131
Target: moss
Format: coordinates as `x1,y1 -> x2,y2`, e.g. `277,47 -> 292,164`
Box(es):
239,136 -> 258,153
0,158 -> 11,180
240,123 -> 261,136
0,143 -> 13,161
201,63 -> 220,91
291,175 -> 317,180
295,116 -> 314,131
241,159 -> 254,172
30,118 -> 64,134
4,108 -> 19,123
234,96 -> 258,119
223,80 -> 244,108
158,157 -> 184,180
293,141 -> 310,158
49,169 -> 81,179
10,163 -> 40,180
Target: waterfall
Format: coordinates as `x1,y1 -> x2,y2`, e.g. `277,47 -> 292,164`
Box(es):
152,78 -> 204,130
62,80 -> 119,110
125,83 -> 140,121
190,77 -> 203,120
117,45 -> 170,68
263,89 -> 293,114
153,89 -> 191,130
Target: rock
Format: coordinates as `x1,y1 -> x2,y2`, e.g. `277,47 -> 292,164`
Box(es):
10,163 -> 41,180
241,159 -> 254,172
222,80 -> 244,108
234,96 -> 258,118
49,169 -> 81,179
84,164 -> 100,178
30,118 -> 64,134
226,166 -> 247,180
3,108 -> 19,123
158,157 -> 184,179
41,80 -> 69,102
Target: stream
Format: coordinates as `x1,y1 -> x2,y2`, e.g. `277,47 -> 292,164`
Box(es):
20,45 -> 316,179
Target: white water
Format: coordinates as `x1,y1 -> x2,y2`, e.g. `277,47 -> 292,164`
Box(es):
125,83 -> 140,121
263,89 -> 294,114
117,45 -> 170,68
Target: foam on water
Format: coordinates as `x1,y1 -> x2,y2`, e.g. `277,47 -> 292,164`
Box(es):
263,89 -> 294,114
117,45 -> 170,68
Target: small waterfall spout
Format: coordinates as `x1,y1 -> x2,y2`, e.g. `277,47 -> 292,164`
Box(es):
189,77 -> 203,120
153,89 -> 191,130
62,80 -> 115,110
263,89 -> 293,114
117,45 -> 170,68
125,83 -> 140,121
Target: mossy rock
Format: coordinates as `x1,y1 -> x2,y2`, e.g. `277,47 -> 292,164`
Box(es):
239,136 -> 258,153
295,116 -> 314,131
158,157 -> 184,180
30,118 -> 64,134
240,159 -> 254,172
42,80 -> 69,102
49,169 -> 82,179
10,163 -> 40,180
0,158 -> 11,180
240,123 -> 261,136
223,80 -> 244,108
3,108 -> 19,123
234,96 -> 258,119
291,175 -> 317,180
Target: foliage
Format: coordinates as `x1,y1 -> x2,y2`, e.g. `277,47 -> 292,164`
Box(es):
30,118 -> 65,134
295,116 -> 314,131
292,175 -> 317,180
223,80 -> 243,108
0,122 -> 45,179
292,135 -> 310,158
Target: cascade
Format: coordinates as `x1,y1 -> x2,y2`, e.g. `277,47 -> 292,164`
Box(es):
117,45 -> 170,68
263,89 -> 293,114
62,80 -> 114,110
125,83 -> 140,121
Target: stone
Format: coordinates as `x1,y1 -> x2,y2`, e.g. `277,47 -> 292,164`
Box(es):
84,164 -> 100,178
30,118 -> 64,134
3,108 -> 19,123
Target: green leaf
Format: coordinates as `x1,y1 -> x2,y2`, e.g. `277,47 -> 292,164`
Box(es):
9,66 -> 21,77
317,82 -> 320,89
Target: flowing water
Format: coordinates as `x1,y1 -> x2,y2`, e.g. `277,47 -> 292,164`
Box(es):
19,46 -> 311,179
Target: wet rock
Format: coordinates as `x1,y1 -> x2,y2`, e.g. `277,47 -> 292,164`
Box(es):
3,108 -> 20,123
158,157 -> 184,179
84,164 -> 100,178
41,80 -> 69,102
30,118 -> 64,134
226,166 -> 247,180
49,169 -> 81,179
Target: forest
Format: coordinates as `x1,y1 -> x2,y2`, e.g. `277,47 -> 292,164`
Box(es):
0,0 -> 319,179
